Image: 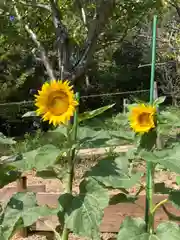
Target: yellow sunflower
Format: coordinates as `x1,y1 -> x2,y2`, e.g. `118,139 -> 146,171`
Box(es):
129,104 -> 156,134
34,80 -> 78,126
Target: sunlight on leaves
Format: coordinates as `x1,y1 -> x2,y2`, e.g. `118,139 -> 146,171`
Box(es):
86,155 -> 142,189
0,132 -> 16,145
60,178 -> 109,239
1,192 -> 55,239
118,217 -> 180,240
10,144 -> 60,172
78,104 -> 115,123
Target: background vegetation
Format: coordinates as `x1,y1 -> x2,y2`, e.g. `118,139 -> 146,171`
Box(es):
0,0 -> 180,136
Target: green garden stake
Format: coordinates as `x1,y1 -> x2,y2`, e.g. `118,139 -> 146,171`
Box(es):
149,16 -> 157,105
145,15 -> 157,233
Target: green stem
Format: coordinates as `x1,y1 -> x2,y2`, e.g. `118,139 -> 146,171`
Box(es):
145,15 -> 157,234
71,92 -> 80,164
61,92 -> 79,240
152,199 -> 168,214
146,164 -> 154,233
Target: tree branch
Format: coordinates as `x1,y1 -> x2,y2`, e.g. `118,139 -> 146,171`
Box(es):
49,0 -> 70,77
19,0 -> 51,11
70,0 -> 115,82
75,0 -> 87,27
168,0 -> 180,19
12,1 -> 55,80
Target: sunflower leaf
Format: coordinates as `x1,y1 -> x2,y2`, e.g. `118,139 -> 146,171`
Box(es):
59,178 -> 109,239
86,155 -> 142,189
139,144 -> 180,174
117,217 -> 180,240
9,144 -> 60,172
0,132 -> 16,145
139,130 -> 157,151
176,176 -> 180,186
46,125 -> 68,140
153,96 -> 166,106
22,111 -> 37,118
156,222 -> 180,239
77,126 -> 111,148
109,193 -> 137,205
0,165 -> 20,188
117,217 -> 152,240
168,191 -> 180,209
1,192 -> 55,239
78,104 -> 114,123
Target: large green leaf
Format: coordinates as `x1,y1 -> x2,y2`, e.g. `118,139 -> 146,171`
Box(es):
58,193 -> 74,224
139,144 -> 180,174
169,191 -> 180,210
47,125 -> 67,138
176,176 -> 180,186
0,133 -> 16,145
106,130 -> 135,145
36,167 -> 58,179
158,156 -> 180,174
22,111 -> 36,117
113,113 -> 129,127
109,193 -> 137,205
86,156 -> 142,189
156,222 -> 180,239
0,165 -> 20,188
37,165 -> 68,183
154,182 -> 171,194
138,150 -> 155,163
159,111 -> 180,127
0,154 -> 22,164
77,126 -> 99,141
77,127 -> 111,148
117,217 -> 153,240
106,138 -> 124,146
117,217 -> 180,240
78,104 -> 114,122
61,178 -> 109,239
153,96 -> 166,106
139,130 -> 157,151
1,192 -> 55,239
154,183 -> 180,210
10,144 -> 60,172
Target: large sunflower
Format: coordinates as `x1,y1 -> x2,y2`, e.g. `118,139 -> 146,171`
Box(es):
129,104 -> 156,134
35,80 -> 78,126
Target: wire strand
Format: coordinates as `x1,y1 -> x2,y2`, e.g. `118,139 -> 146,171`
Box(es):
80,89 -> 149,98
0,89 -> 150,107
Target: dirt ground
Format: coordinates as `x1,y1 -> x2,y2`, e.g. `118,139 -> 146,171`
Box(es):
1,146 -> 179,240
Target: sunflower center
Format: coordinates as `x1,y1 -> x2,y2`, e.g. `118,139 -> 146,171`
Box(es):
48,91 -> 69,116
138,112 -> 151,125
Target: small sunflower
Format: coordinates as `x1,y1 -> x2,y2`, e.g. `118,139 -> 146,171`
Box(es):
129,104 -> 156,134
35,80 -> 78,126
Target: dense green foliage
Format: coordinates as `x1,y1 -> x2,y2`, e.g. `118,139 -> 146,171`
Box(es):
0,2 -> 180,239
0,0 -> 180,136
0,97 -> 180,239
0,0 -> 177,103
